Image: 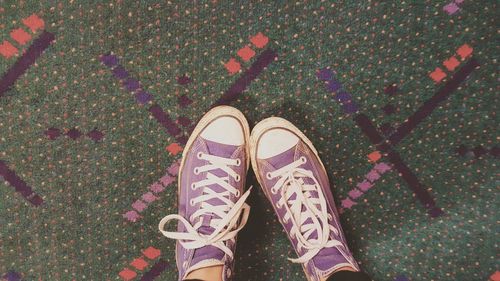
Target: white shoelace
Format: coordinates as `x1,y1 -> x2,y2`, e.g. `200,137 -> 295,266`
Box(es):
267,157 -> 342,264
158,152 -> 251,260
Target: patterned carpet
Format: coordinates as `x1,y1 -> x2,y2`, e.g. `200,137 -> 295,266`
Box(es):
0,1 -> 498,281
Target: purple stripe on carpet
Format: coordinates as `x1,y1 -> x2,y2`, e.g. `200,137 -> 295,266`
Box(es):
140,259 -> 168,281
388,58 -> 479,146
353,113 -> 443,217
0,31 -> 55,97
148,104 -> 182,137
215,48 -> 277,105
0,160 -> 43,206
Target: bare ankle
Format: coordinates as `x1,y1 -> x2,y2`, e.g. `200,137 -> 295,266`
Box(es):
321,266 -> 358,281
184,265 -> 223,281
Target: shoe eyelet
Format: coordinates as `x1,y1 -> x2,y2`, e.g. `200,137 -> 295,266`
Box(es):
235,190 -> 240,197
190,199 -> 195,206
194,167 -> 200,175
266,172 -> 273,180
235,175 -> 241,182
235,159 -> 241,166
196,152 -> 204,159
271,187 -> 278,194
300,156 -> 307,164
328,214 -> 333,221
191,183 -> 196,190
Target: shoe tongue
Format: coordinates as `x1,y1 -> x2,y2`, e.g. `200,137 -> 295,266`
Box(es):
203,138 -> 239,158
263,145 -> 298,169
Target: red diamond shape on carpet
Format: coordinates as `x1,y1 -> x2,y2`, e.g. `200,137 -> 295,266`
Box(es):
237,46 -> 255,62
250,32 -> 269,48
224,58 -> 241,75
456,44 -> 473,60
118,268 -> 137,281
10,28 -> 31,45
368,151 -> 381,163
130,257 -> 148,270
0,41 -> 18,58
443,56 -> 460,71
429,67 -> 446,83
22,14 -> 45,32
143,246 -> 161,260
166,143 -> 183,155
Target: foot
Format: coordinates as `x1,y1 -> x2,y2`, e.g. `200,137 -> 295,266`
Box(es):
249,117 -> 360,281
159,106 -> 252,281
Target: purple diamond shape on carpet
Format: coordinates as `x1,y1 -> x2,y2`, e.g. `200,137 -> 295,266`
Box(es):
428,207 -> 445,218
150,182 -> 165,193
317,68 -> 333,81
87,129 -> 104,142
384,84 -> 398,95
100,54 -> 119,67
382,104 -> 396,115
123,210 -> 140,222
342,102 -> 359,114
443,3 -> 459,15
177,116 -> 191,127
123,78 -> 140,92
44,127 -> 61,140
177,75 -> 192,85
135,90 -> 153,104
142,192 -> 158,203
455,144 -> 468,156
394,275 -> 409,281
490,146 -> 499,158
335,91 -> 352,103
327,80 -> 342,92
66,128 -> 82,140
132,200 -> 147,212
178,95 -> 193,107
3,270 -> 22,281
348,189 -> 363,199
472,146 -> 487,157
112,66 -> 129,80
357,180 -> 373,192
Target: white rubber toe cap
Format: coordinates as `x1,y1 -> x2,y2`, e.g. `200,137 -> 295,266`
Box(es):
257,128 -> 299,159
200,116 -> 245,146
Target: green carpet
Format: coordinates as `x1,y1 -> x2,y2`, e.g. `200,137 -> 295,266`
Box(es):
0,1 -> 498,280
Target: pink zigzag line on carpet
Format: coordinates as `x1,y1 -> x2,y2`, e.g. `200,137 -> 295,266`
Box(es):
123,160 -> 180,222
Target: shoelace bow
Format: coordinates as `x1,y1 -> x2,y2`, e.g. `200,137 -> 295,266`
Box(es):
268,156 -> 343,264
159,152 -> 251,259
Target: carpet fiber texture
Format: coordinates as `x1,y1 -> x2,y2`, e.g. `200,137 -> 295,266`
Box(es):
0,1 -> 498,281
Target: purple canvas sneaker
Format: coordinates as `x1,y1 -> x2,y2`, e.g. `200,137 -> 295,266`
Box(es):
250,117 -> 360,281
159,106 -> 252,281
